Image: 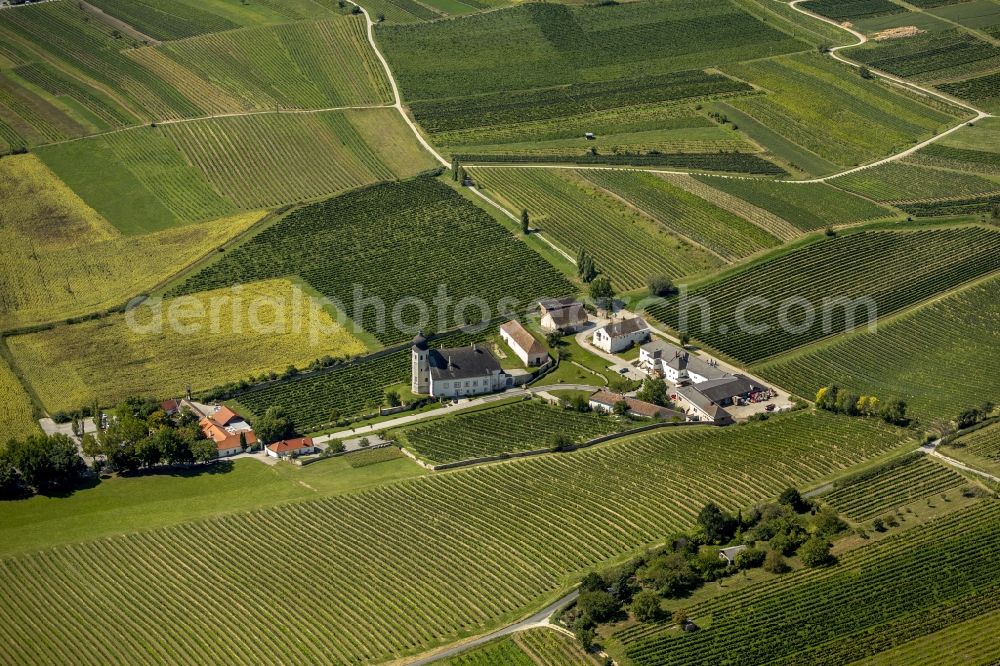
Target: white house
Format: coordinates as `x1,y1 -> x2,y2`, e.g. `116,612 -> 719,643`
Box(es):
411,333 -> 509,398
592,316 -> 650,353
639,339 -> 730,384
718,545 -> 747,565
266,437 -> 315,459
500,319 -> 548,366
539,297 -> 588,333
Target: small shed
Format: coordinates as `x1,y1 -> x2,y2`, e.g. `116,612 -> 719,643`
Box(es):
718,544 -> 747,565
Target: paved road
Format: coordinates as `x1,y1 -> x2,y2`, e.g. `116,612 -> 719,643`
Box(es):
314,384 -> 601,443
404,590 -> 579,665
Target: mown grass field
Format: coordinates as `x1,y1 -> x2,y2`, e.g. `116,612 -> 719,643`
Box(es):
693,175 -> 896,231
441,628 -> 600,665
822,453 -> 967,522
615,499 -> 1000,666
0,411 -> 911,664
722,52 -> 964,168
755,276 -> 1000,423
35,127 -> 238,233
7,279 -> 367,414
646,227 -> 1000,364
0,155 -> 263,330
169,176 -> 574,345
0,355 -> 38,440
393,399 -> 626,464
470,167 -> 721,290
0,453 -> 426,557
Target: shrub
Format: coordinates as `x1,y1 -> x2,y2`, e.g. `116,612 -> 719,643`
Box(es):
631,590 -> 662,623
799,537 -> 835,568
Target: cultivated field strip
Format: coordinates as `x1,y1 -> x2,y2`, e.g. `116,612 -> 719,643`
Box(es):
579,170 -> 782,260
693,175 -> 895,231
656,173 -> 802,241
956,422 -> 1000,463
0,412 -> 907,665
158,17 -> 392,111
394,400 -> 626,464
830,161 -> 1000,203
617,500 -> 1000,665
755,276 -> 1000,421
470,167 -> 721,288
647,227 -> 1000,364
824,454 -> 966,521
162,112 -> 393,208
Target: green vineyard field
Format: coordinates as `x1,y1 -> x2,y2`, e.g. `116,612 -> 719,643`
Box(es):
646,227 -> 1000,364
160,109 -> 436,209
694,175 -> 895,231
831,162 -> 1000,203
469,167 -> 722,290
722,53 -> 962,168
169,176 -> 573,344
85,0 -> 241,40
580,170 -> 782,261
823,453 -> 966,521
801,0 -> 906,20
394,399 -> 626,464
616,500 -> 1000,666
852,29 -> 1000,83
0,412 -> 909,665
755,276 -> 1000,422
441,628 -> 599,665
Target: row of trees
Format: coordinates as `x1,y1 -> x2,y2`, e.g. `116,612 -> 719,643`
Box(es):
816,385 -> 908,425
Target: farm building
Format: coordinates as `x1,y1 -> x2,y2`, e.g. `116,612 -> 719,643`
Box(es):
500,319 -> 548,366
718,545 -> 747,565
199,407 -> 256,458
676,385 -> 734,425
694,374 -> 770,407
539,297 -> 588,333
639,340 -> 729,384
159,399 -> 180,416
592,316 -> 650,353
411,333 -> 511,398
588,390 -> 683,420
266,437 -> 315,459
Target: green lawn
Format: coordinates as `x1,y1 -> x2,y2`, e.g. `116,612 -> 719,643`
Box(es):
0,455 -> 425,556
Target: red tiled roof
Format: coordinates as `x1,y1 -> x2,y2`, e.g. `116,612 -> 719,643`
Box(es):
267,437 -> 314,454
212,406 -> 241,426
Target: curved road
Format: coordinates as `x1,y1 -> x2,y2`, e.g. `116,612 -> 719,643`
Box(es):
403,590 -> 579,665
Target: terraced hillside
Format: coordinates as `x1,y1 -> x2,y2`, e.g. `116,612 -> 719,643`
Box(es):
646,227 -> 1000,364
616,499 -> 1000,666
0,412 -> 910,665
755,276 -> 1000,422
169,176 -> 574,345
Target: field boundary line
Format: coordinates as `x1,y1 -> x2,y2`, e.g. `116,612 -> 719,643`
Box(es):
465,183 -> 578,265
